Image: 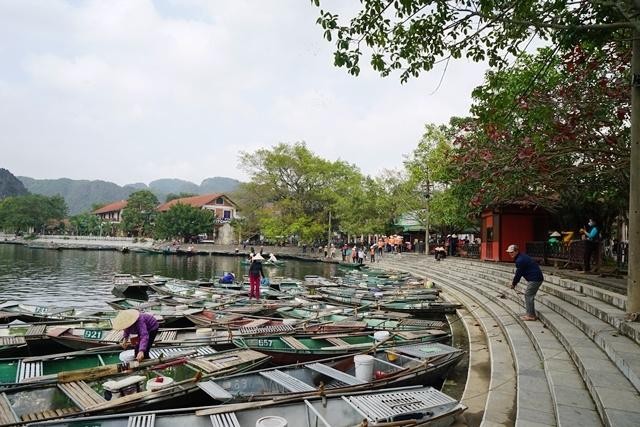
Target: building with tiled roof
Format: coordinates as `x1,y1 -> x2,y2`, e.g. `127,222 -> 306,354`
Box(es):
92,200 -> 127,223
156,193 -> 238,244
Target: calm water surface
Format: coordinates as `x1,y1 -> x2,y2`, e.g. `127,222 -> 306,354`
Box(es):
0,245 -> 338,310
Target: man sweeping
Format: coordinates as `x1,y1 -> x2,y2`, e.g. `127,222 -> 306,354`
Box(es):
112,309 -> 159,362
506,244 -> 544,321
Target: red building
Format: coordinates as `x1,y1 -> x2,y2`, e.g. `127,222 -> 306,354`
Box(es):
481,204 -> 549,262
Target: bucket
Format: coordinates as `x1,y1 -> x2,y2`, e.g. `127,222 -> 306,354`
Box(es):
119,350 -> 135,363
146,376 -> 174,392
373,331 -> 390,342
354,354 -> 374,382
255,416 -> 288,427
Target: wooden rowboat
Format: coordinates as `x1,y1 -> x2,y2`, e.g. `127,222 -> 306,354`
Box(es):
27,385 -> 466,427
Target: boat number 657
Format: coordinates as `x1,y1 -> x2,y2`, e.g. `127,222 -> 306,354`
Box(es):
257,339 -> 273,347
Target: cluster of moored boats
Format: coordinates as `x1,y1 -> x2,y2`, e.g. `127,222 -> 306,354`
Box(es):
0,268 -> 466,426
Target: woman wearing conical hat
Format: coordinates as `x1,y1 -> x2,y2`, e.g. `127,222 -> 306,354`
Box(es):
112,309 -> 159,362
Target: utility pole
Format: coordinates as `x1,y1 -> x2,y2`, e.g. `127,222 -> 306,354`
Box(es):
327,211 -> 332,248
423,180 -> 430,255
628,29 -> 640,318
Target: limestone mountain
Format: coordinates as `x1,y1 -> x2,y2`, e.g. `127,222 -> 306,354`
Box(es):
0,168 -> 29,199
18,176 -> 242,215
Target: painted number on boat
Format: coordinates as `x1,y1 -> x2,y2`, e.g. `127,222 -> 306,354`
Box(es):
34,306 -> 48,314
257,339 -> 273,347
83,330 -> 103,340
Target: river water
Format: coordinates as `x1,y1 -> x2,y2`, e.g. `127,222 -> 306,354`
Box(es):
0,244 -> 339,310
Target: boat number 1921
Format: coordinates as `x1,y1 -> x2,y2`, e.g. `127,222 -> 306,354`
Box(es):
83,330 -> 103,340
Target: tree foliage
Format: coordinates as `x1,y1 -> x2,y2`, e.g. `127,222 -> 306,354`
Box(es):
313,1 -> 631,82
154,203 -> 215,242
238,142 -> 376,242
120,190 -> 158,237
449,44 -> 630,222
69,213 -> 102,236
0,194 -> 67,233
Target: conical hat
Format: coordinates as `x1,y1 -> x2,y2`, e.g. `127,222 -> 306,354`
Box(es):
111,309 -> 140,330
252,254 -> 264,261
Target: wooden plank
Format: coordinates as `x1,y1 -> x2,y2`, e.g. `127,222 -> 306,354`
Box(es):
243,319 -> 269,328
58,381 -> 106,410
0,392 -> 18,425
281,336 -> 307,350
326,338 -> 349,346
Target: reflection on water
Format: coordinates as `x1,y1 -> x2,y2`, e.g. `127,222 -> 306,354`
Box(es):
0,245 -> 338,310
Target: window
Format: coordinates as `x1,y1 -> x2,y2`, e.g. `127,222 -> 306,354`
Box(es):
216,197 -> 224,205
223,210 -> 231,219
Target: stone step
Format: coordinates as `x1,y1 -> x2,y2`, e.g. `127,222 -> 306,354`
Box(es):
390,259 -> 640,426
420,260 -> 640,392
437,283 -> 518,425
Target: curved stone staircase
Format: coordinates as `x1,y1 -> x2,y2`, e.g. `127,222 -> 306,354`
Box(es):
376,254 -> 640,427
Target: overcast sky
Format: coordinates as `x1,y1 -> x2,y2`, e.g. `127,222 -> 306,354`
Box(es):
1,0 -> 489,186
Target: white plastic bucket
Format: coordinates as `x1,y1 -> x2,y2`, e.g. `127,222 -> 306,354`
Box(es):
146,376 -> 174,392
354,354 -> 375,382
373,331 -> 390,342
256,416 -> 288,427
119,350 -> 135,363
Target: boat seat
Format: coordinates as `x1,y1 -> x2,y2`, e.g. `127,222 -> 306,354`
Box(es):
127,413 -> 156,427
0,392 -> 18,425
326,337 -> 349,346
306,363 -> 365,385
197,381 -> 234,400
58,380 -> 107,410
156,330 -> 177,342
0,336 -> 26,346
103,330 -> 124,342
239,324 -> 295,335
17,360 -> 43,382
280,336 -> 308,350
210,412 -> 241,427
19,407 -> 78,422
26,324 -> 47,336
243,319 -> 270,328
259,370 -> 315,392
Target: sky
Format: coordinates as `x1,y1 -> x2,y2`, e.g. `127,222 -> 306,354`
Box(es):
0,0 -> 489,186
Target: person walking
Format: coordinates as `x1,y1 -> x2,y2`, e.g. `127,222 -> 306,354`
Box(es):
113,309 -> 159,362
506,244 -> 544,321
248,254 -> 265,299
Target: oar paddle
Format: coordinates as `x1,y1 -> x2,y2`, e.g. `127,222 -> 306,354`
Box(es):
57,350 -> 196,383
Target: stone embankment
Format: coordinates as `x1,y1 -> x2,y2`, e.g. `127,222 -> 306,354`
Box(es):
0,234 -> 332,262
376,253 -> 640,427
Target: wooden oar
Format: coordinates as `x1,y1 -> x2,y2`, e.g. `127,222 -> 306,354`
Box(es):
57,350 -> 196,383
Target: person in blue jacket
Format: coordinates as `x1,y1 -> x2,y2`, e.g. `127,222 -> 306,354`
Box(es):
580,219 -> 599,273
506,244 -> 544,321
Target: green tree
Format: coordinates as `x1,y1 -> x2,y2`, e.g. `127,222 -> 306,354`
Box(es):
120,190 -> 158,237
0,194 -> 67,233
154,203 -> 215,242
69,213 -> 102,236
238,142 -> 362,243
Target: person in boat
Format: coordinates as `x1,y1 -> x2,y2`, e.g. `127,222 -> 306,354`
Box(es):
248,254 -> 265,299
268,253 -> 278,263
435,245 -> 447,261
113,309 -> 159,362
220,271 -> 235,284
